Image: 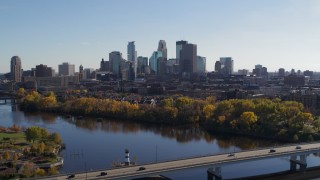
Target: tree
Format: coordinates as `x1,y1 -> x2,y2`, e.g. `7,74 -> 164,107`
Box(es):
48,167 -> 58,175
39,92 -> 58,110
3,151 -> 10,161
240,112 -> 258,127
203,104 -> 215,121
13,153 -> 19,161
38,142 -> 46,154
25,126 -> 48,143
22,162 -> 36,178
34,168 -> 46,177
9,124 -> 21,132
16,87 -> 26,98
292,134 -> 299,142
50,133 -> 62,144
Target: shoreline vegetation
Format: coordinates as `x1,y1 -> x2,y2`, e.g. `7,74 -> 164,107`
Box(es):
0,125 -> 63,179
17,88 -> 320,142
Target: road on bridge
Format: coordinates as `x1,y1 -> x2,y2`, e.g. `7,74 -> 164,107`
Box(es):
43,143 -> 320,180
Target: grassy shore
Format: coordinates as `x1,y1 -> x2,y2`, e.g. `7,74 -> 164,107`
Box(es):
0,132 -> 26,144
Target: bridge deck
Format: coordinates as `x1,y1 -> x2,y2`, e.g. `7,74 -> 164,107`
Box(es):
43,143 -> 320,180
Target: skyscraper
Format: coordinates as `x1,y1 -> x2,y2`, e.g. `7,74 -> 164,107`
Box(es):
196,56 -> 206,73
158,40 -> 167,60
36,64 -> 55,77
176,40 -> 188,64
79,65 -> 84,81
127,41 -> 137,62
109,51 -> 123,78
180,43 -> 197,74
219,57 -> 234,75
215,61 -> 221,73
149,51 -> 163,75
58,62 -> 75,76
137,56 -> 148,74
127,41 -> 137,78
100,58 -> 109,71
10,56 -> 22,82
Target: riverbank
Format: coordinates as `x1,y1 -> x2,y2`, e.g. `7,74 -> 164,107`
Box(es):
18,90 -> 320,142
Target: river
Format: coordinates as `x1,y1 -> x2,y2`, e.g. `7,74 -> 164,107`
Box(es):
1,101 -> 320,179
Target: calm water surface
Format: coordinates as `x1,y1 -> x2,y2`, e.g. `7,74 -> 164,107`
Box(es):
1,102 -> 320,179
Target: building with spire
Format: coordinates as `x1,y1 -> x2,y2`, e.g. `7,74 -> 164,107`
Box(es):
158,40 -> 167,60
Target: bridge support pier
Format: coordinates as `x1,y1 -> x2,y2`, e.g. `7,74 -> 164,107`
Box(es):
290,154 -> 307,172
207,167 -> 222,180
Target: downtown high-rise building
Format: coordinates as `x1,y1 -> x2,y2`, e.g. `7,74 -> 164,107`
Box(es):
109,51 -> 123,79
137,56 -> 148,74
180,43 -> 197,74
219,57 -> 234,75
36,64 -> 55,77
158,40 -> 167,60
79,65 -> 84,81
100,58 -> 109,71
149,51 -> 163,75
176,40 -> 188,65
127,41 -> 137,78
10,56 -> 22,82
196,56 -> 206,73
58,62 -> 75,76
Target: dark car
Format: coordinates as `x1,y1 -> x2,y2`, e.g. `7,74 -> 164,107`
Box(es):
296,146 -> 302,149
100,172 -> 107,176
138,167 -> 146,171
67,174 -> 75,179
228,153 -> 235,157
269,149 -> 276,153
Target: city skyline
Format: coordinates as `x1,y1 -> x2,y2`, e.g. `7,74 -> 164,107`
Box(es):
1,0 -> 320,73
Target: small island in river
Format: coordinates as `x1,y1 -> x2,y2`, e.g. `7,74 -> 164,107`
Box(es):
0,125 -> 64,179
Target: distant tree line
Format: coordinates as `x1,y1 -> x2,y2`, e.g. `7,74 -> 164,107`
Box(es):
18,88 -> 320,142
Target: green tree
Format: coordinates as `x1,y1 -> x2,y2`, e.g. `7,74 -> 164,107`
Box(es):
25,126 -> 48,143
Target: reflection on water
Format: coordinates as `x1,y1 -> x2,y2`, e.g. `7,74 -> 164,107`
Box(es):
5,103 -> 277,150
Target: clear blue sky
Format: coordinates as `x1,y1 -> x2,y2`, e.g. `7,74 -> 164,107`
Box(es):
1,0 -> 320,73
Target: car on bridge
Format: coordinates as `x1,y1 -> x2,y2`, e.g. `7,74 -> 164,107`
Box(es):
100,172 -> 107,176
296,145 -> 302,149
67,174 -> 75,179
269,149 -> 276,153
138,166 -> 146,171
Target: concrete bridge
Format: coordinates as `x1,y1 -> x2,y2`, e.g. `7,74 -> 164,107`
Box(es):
0,90 -> 18,104
42,143 -> 320,180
